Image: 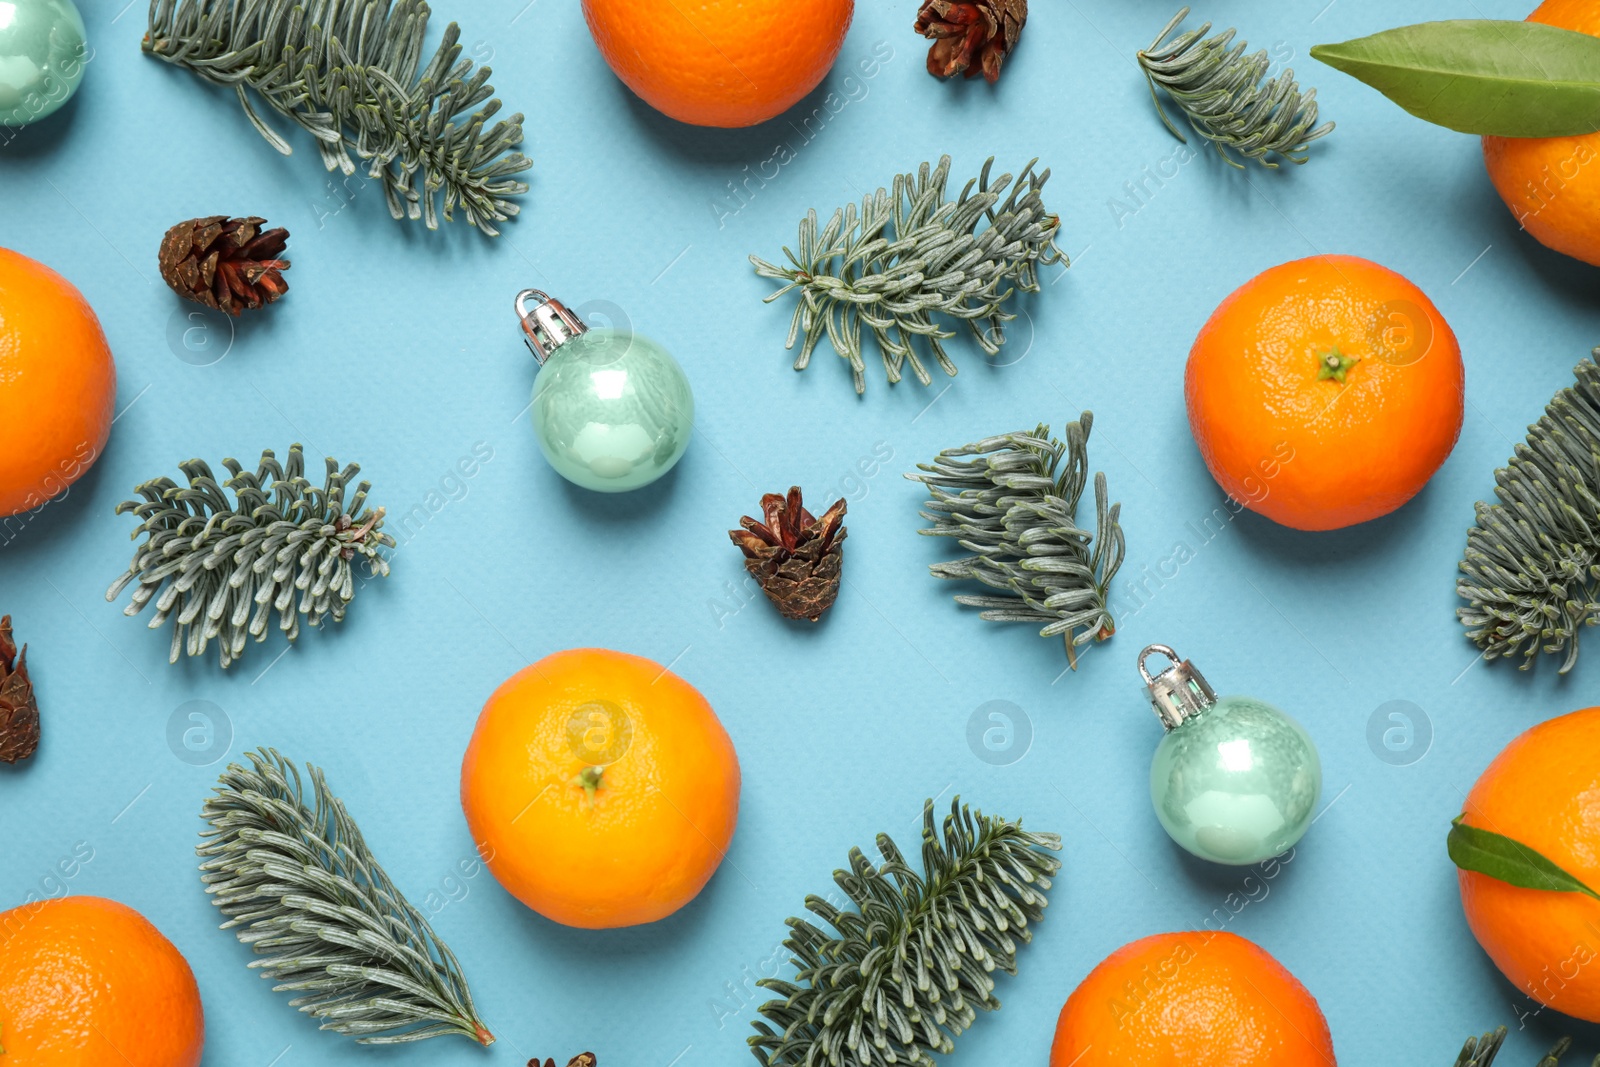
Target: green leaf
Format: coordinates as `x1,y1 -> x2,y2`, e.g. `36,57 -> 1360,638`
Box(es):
1447,816 -> 1600,898
1311,20 -> 1600,137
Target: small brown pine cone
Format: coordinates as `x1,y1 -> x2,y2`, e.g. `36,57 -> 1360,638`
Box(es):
159,215 -> 290,316
915,0 -> 1027,83
730,488 -> 847,622
0,615 -> 39,764
528,1057 -> 596,1067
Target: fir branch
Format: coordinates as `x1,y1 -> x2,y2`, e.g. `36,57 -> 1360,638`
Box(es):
906,413 -> 1124,667
1451,1029 -> 1583,1067
106,444 -> 393,669
199,748 -> 493,1045
1139,7 -> 1333,168
751,155 -> 1065,395
749,798 -> 1060,1067
1457,355 -> 1600,673
1456,1030 -> 1510,1067
143,0 -> 532,236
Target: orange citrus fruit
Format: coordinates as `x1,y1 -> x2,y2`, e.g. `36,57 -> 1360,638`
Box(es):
1482,0 -> 1600,267
582,0 -> 854,127
0,895 -> 204,1066
1186,254 -> 1463,531
460,648 -> 740,929
1050,931 -> 1335,1067
0,248 -> 115,518
0,247 -> 114,521
1458,707 -> 1600,1022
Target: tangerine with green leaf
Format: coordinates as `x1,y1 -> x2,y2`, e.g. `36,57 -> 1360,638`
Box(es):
1482,0 -> 1600,267
1186,254 -> 1463,530
1454,706 -> 1600,1022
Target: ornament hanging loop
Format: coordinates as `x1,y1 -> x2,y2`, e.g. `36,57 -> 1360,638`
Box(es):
515,289 -> 589,365
1138,644 -> 1218,731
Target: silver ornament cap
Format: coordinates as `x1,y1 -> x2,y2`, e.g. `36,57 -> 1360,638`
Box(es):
1138,644 -> 1218,731
515,289 -> 589,365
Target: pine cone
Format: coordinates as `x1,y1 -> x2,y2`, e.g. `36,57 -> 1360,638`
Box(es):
529,1056 -> 596,1067
0,615 -> 39,764
730,488 -> 847,622
158,215 -> 290,316
915,0 -> 1027,82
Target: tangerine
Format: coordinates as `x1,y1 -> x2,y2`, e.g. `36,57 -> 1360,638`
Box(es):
460,648 -> 740,929
1482,0 -> 1600,267
582,0 -> 854,127
1458,706 -> 1600,1022
1185,254 -> 1463,531
0,247 -> 115,518
0,895 -> 204,1066
1050,930 -> 1335,1067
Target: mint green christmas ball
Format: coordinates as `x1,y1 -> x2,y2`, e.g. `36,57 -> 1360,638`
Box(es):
531,326 -> 694,492
0,0 -> 87,127
1150,694 -> 1322,866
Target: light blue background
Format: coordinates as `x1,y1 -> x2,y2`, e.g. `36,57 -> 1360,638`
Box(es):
4,0 -> 1598,1063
